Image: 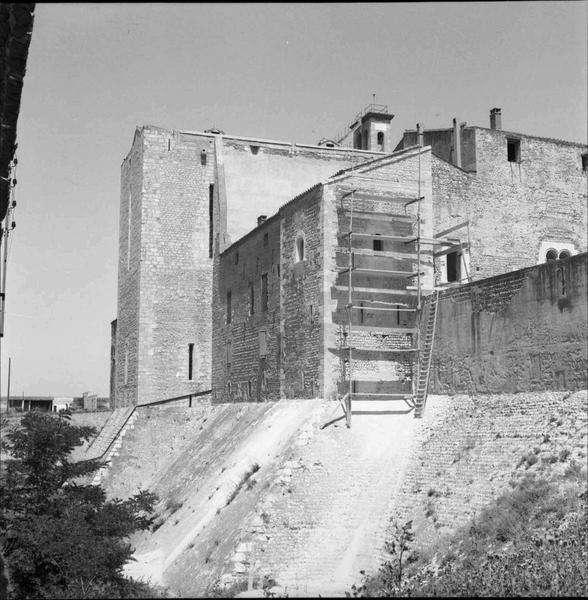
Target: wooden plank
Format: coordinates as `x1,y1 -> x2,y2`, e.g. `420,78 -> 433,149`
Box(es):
339,346 -> 417,353
337,208 -> 416,223
347,325 -> 417,334
336,246 -> 431,259
434,220 -> 469,239
337,267 -> 416,276
334,285 -> 418,295
347,232 -> 417,242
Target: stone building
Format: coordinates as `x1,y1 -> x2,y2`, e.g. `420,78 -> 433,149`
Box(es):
111,105 -> 587,407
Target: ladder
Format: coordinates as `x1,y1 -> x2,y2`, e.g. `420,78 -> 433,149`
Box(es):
413,290 -> 439,418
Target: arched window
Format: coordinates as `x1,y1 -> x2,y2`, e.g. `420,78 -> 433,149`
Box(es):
558,249 -> 571,260
545,249 -> 558,261
377,131 -> 385,151
296,236 -> 305,262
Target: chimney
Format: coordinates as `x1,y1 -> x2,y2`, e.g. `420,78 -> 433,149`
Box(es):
452,118 -> 462,168
257,215 -> 267,227
490,108 -> 502,130
416,123 -> 424,147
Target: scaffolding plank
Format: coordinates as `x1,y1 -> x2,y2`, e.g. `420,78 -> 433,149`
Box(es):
337,209 -> 416,223
433,243 -> 470,258
334,285 -> 418,296
348,305 -> 417,312
337,247 -> 431,259
347,325 -> 417,334
347,232 -> 417,242
337,267 -> 416,276
340,346 -> 417,353
434,220 -> 469,239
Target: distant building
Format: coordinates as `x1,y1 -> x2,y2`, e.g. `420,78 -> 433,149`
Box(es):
7,394 -> 109,412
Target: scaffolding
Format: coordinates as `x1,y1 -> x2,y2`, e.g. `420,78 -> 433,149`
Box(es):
334,150 -> 467,427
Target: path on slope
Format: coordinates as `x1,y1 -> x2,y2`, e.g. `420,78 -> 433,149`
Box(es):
240,401 -> 417,597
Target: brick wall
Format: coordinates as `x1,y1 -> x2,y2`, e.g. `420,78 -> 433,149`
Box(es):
429,252 -> 588,394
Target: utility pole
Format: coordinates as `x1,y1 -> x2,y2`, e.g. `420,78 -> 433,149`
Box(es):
7,356 -> 11,410
0,158 -> 17,413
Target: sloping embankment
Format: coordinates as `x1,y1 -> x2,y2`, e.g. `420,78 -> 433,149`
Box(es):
101,390 -> 587,597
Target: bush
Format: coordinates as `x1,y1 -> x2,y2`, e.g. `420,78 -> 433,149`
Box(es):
0,411 -> 163,599
356,471 -> 588,597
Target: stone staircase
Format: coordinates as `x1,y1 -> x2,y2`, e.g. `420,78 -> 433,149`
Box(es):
84,406 -> 135,459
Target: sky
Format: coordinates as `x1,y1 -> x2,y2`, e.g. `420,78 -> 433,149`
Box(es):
3,2 -> 587,398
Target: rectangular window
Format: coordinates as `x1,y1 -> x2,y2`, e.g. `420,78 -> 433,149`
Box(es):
208,184 -> 214,258
226,290 -> 232,324
263,232 -> 269,246
582,153 -> 588,173
188,343 -> 194,380
226,341 -> 232,370
446,251 -> 461,282
261,273 -> 268,312
507,139 -> 521,163
127,192 -> 132,270
249,283 -> 255,315
235,252 -> 239,265
373,237 -> 383,252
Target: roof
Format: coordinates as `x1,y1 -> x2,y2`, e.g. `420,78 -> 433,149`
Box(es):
0,3 -> 35,220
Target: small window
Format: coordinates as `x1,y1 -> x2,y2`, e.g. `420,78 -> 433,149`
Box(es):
248,380 -> 253,397
373,235 -> 383,252
546,249 -> 558,262
582,153 -> 588,173
296,236 -> 305,262
249,283 -> 255,316
188,343 -> 194,380
201,149 -> 207,166
377,131 -> 385,151
507,138 -> 521,163
261,273 -> 268,312
227,382 -> 232,395
226,290 -> 232,324
234,252 -> 239,265
259,330 -> 267,356
263,232 -> 269,247
226,342 -> 232,369
559,249 -> 571,260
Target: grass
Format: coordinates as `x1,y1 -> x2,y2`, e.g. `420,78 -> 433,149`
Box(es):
355,465 -> 588,598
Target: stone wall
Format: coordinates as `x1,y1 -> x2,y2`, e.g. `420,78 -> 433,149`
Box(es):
221,139 -> 380,243
430,252 -> 588,394
432,128 -> 587,282
115,127 -> 383,407
322,148 -> 434,400
137,127 -> 216,405
390,390 -> 588,559
212,216 -> 282,402
114,130 -> 143,407
281,185 -> 325,399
